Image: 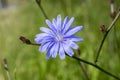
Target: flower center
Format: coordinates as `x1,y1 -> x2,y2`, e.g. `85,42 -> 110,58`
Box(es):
55,33 -> 63,42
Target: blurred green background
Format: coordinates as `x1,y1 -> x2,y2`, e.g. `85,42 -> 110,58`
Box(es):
0,0 -> 120,80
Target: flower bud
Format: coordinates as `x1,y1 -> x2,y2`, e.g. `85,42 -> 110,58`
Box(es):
100,25 -> 107,33
19,36 -> 31,44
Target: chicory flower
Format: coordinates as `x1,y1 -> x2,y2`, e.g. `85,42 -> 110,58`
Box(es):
35,15 -> 83,59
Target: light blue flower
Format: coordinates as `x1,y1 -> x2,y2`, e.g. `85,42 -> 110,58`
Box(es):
35,14 -> 83,59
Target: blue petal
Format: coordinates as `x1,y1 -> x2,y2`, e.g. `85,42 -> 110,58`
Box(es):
35,33 -> 48,38
64,26 -> 83,37
57,15 -> 63,32
64,40 -> 79,49
40,27 -> 54,36
39,36 -> 54,43
35,33 -> 48,44
57,15 -> 62,28
51,43 -> 59,58
70,41 -> 79,49
65,36 -> 83,42
63,17 -> 74,33
52,18 -> 57,29
46,20 -> 56,32
40,27 -> 50,33
46,50 -> 51,59
39,41 -> 52,52
46,43 -> 54,59
62,42 -> 74,56
62,16 -> 68,30
59,43 -> 65,59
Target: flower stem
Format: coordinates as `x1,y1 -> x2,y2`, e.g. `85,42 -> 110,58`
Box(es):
94,10 -> 120,63
78,61 -> 89,80
76,49 -> 89,80
19,38 -> 120,80
35,0 -> 49,19
70,55 -> 120,80
2,58 -> 12,80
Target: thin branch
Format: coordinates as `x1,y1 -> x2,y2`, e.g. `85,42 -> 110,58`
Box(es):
20,38 -> 120,80
2,58 -> 12,80
78,62 -> 89,80
107,10 -> 120,31
19,36 -> 40,46
29,42 -> 41,46
70,55 -> 120,80
110,0 -> 116,19
94,10 -> 120,63
76,49 -> 89,80
35,0 -> 49,19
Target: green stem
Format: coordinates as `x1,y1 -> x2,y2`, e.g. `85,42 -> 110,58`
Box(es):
21,39 -> 120,80
76,50 -> 89,80
95,10 -> 120,63
70,55 -> 120,80
78,61 -> 89,80
35,0 -> 49,19
22,38 -> 120,80
2,58 -> 12,80
94,32 -> 108,63
30,42 -> 41,46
